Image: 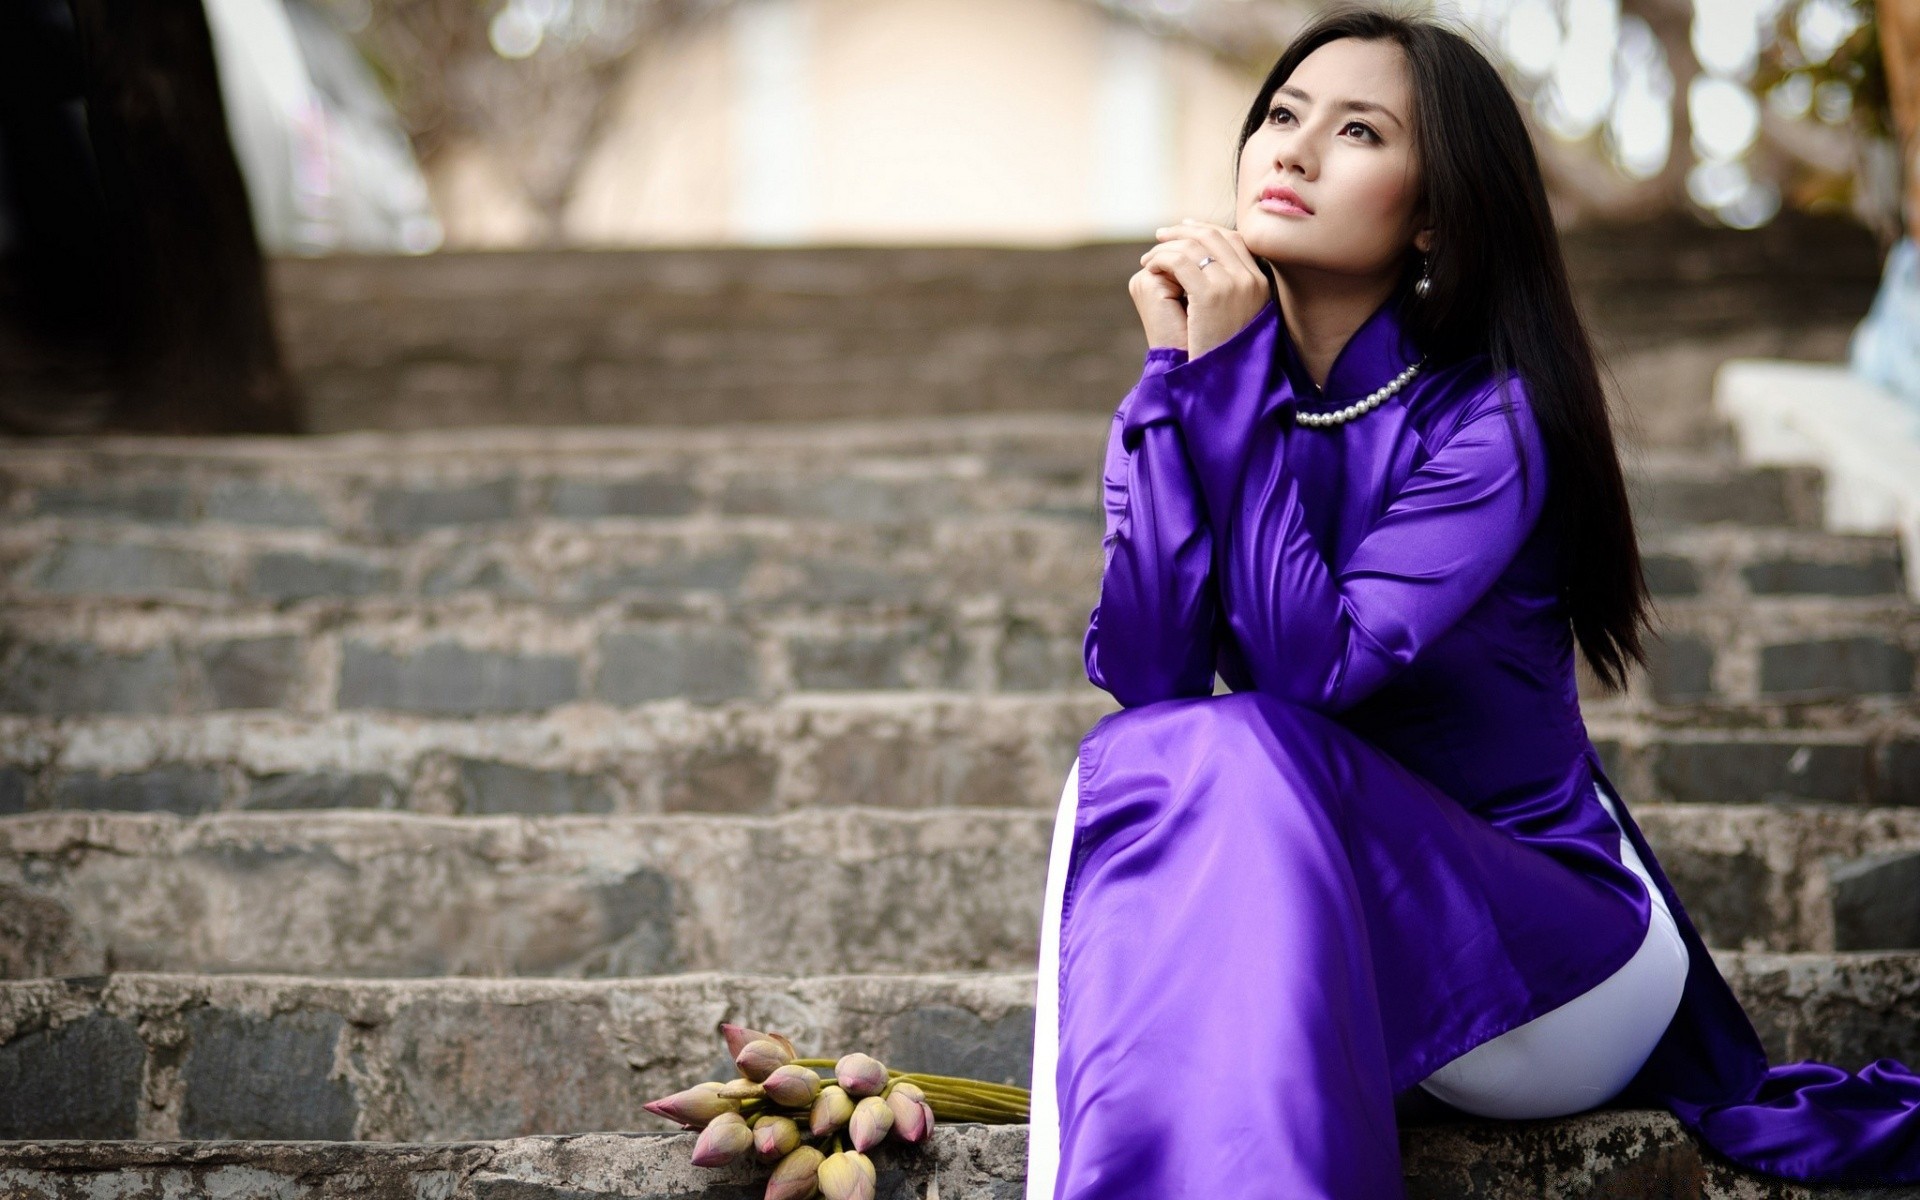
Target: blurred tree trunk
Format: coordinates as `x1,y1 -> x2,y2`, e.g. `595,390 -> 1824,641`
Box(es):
66,0 -> 301,433
0,0 -> 121,433
1881,0 -> 1920,231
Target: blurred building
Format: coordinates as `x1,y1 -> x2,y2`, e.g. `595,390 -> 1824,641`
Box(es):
430,0 -> 1272,248
340,0 -> 1875,250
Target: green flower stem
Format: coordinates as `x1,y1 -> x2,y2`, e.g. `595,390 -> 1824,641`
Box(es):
904,1084 -> 1021,1109
896,1072 -> 1029,1099
902,1078 -> 1022,1097
899,1082 -> 1028,1114
920,1101 -> 1026,1122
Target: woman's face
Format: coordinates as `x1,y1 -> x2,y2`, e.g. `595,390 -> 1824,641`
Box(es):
1235,37 -> 1431,282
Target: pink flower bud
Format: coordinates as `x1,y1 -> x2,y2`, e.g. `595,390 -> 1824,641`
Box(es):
750,1113 -> 802,1161
762,1063 -> 823,1107
642,1081 -> 738,1128
765,1143 -> 826,1200
736,1037 -> 795,1082
885,1087 -> 932,1143
848,1094 -> 894,1151
719,1021 -> 769,1060
833,1052 -> 888,1097
717,1078 -> 766,1100
809,1084 -> 854,1137
817,1149 -> 876,1200
690,1110 -> 753,1167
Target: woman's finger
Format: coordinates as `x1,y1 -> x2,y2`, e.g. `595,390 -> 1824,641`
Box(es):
1140,240 -> 1215,301
1151,229 -> 1258,301
1167,219 -> 1265,280
1147,235 -> 1249,290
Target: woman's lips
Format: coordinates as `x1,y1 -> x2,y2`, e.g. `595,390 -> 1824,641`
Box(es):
1258,196 -> 1312,216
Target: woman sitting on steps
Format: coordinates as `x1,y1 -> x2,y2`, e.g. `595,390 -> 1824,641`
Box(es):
1024,6 -> 1920,1197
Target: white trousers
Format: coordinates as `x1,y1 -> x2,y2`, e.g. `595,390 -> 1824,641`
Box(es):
1025,755 -> 1689,1200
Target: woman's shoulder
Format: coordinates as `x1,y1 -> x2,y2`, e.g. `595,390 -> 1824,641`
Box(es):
1417,353 -> 1541,448
1406,354 -> 1550,516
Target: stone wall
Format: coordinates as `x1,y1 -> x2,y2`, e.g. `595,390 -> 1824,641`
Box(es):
267,211 -> 1885,441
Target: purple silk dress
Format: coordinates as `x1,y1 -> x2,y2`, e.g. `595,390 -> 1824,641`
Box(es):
1051,292 -> 1920,1197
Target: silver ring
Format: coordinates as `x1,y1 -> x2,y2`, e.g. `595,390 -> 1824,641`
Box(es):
1197,255 -> 1215,269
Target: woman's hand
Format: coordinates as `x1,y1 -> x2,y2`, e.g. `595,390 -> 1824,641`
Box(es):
1130,218 -> 1272,360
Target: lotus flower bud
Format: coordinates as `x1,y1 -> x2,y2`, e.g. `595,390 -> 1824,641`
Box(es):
719,1021 -> 770,1060
887,1080 -> 926,1103
690,1110 -> 753,1167
750,1113 -> 802,1161
848,1094 -> 894,1151
643,1080 -> 738,1128
762,1063 -> 822,1107
768,1030 -> 797,1059
765,1143 -> 826,1200
737,1037 -> 795,1082
817,1149 -> 876,1200
809,1084 -> 855,1137
717,1078 -> 767,1100
885,1086 -> 933,1143
834,1052 -> 888,1097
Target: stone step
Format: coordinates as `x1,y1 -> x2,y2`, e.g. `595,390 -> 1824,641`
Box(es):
3,805 -> 1916,980
0,424 -> 1826,534
1640,598 -> 1917,705
13,1113 -> 1918,1199
1,954 -> 1910,1142
0,414 -> 1802,473
0,583 -> 1909,716
0,515 -> 1099,609
1,523 -> 1901,608
0,694 -> 1109,817
0,522 -> 1896,625
1640,526 -> 1908,600
1,698 -> 1915,818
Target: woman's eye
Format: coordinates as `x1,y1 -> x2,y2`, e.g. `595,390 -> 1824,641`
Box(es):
1344,121 -> 1379,142
1267,105 -> 1292,124
1267,106 -> 1379,143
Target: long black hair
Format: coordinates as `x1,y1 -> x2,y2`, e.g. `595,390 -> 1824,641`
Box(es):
1233,2 -> 1651,691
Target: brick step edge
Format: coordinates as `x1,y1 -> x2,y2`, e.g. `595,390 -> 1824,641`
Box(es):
0,956 -> 1911,1145
5,806 -> 1920,979
5,701 -> 1920,823
2,1115 -> 1912,1199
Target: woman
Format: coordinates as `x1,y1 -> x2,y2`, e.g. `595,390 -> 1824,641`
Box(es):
1025,7 -> 1920,1198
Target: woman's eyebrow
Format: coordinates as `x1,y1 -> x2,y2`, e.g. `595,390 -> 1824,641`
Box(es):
1274,84 -> 1404,130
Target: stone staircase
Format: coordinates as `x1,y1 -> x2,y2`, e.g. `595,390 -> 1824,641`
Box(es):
1,407 -> 1917,1196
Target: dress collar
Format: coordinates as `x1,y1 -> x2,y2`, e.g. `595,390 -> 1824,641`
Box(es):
1275,290 -> 1423,411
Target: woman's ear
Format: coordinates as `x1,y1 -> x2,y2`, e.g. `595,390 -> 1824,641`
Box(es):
1413,226 -> 1433,255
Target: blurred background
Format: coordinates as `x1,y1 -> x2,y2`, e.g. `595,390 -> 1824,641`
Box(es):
0,0 -> 1909,436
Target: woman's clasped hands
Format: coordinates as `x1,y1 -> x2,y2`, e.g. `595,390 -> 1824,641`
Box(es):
1131,217 -> 1273,362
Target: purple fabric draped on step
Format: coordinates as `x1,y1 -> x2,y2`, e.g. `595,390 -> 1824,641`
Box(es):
1053,292 -> 1920,1197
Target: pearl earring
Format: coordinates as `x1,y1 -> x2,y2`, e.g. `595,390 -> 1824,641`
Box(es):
1413,253 -> 1432,300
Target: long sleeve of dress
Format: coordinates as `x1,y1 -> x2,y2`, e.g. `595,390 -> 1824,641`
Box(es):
1127,301 -> 1551,715
1082,345 -> 1221,708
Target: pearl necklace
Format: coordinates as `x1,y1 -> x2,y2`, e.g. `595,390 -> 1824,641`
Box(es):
1293,357 -> 1428,427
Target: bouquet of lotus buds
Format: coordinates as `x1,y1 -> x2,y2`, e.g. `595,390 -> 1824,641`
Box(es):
642,1021 -> 1030,1200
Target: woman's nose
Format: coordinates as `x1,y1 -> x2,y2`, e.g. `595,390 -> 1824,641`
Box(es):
1274,139 -> 1315,180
